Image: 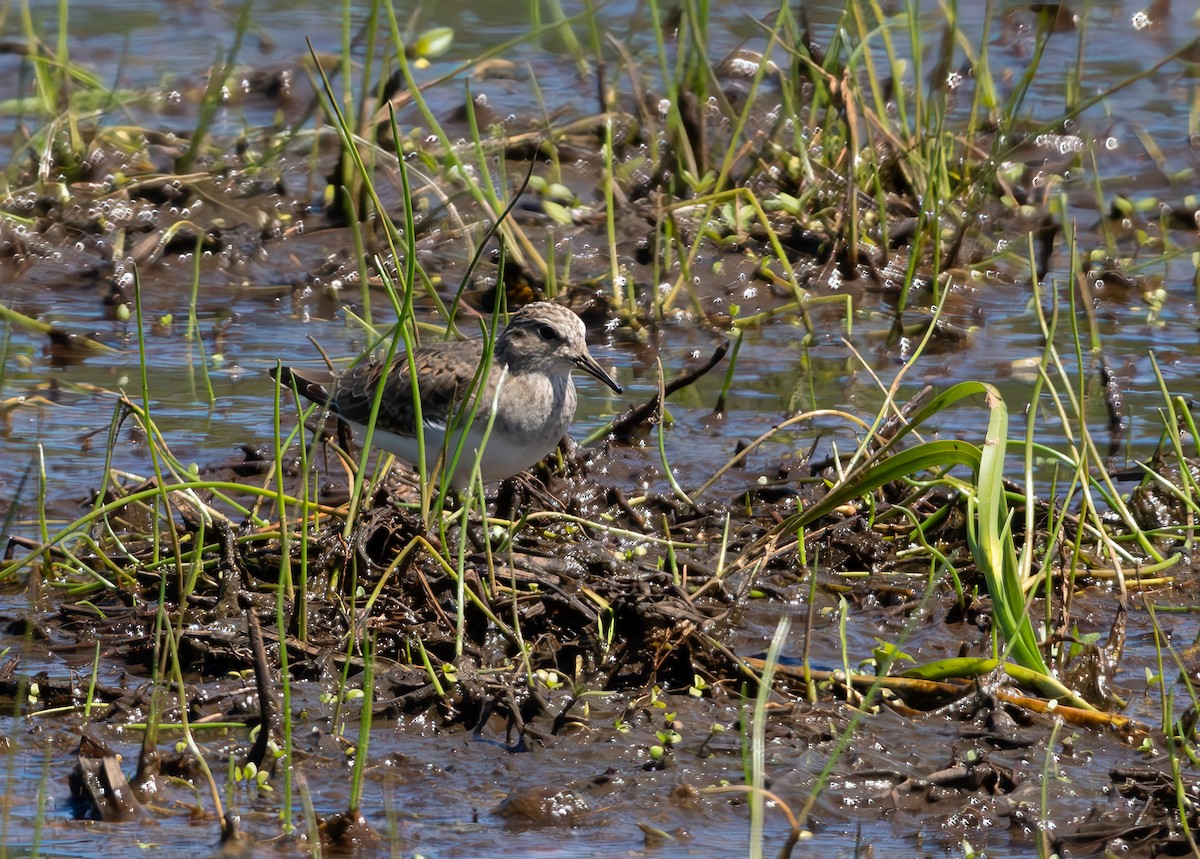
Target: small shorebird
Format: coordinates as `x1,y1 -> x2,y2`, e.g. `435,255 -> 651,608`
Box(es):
273,302 -> 622,488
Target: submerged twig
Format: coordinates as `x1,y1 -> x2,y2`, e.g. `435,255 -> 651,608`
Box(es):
607,340 -> 729,442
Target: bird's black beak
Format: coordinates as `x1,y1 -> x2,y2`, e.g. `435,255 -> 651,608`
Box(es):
575,352 -> 622,393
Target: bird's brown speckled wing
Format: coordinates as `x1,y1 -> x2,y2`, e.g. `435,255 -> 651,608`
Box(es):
329,339 -> 488,437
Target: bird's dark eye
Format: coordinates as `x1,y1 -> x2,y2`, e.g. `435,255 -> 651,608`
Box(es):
537,324 -> 558,341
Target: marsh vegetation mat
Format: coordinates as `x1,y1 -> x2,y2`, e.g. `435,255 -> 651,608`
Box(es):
1,1 -> 1200,857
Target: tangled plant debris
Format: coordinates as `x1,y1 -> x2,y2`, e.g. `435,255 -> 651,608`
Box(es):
1,2 -> 1200,856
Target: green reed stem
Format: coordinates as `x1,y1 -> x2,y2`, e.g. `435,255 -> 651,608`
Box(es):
347,633 -> 374,815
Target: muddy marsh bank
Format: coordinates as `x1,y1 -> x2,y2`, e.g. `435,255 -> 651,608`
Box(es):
0,2 -> 1199,856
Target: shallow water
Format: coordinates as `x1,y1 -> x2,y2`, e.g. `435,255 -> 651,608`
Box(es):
1,0 -> 1197,511
1,1 -> 1199,857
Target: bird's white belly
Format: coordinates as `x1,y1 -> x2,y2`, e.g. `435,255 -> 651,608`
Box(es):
351,412 -> 566,487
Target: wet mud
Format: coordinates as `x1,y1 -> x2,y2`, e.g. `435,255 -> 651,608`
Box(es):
1,2 -> 1200,857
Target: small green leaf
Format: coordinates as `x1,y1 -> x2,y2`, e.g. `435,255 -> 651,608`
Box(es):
410,27 -> 454,59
